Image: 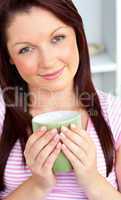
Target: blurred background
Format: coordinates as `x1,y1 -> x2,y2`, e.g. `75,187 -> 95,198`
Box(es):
73,0 -> 121,97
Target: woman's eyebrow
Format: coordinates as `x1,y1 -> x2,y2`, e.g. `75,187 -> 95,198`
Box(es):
12,41 -> 35,47
50,25 -> 68,36
12,26 -> 68,47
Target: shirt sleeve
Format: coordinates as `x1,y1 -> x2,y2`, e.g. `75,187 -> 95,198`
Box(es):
107,94 -> 121,150
0,88 -> 5,136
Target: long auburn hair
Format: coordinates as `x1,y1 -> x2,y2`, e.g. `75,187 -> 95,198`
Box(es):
0,0 -> 114,192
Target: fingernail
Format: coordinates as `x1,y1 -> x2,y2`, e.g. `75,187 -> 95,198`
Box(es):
40,126 -> 47,131
62,144 -> 66,149
60,132 -> 66,138
57,142 -> 61,149
61,126 -> 68,132
50,129 -> 58,134
70,124 -> 76,128
54,134 -> 60,141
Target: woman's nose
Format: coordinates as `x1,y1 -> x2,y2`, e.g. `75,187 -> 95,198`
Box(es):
38,45 -> 56,68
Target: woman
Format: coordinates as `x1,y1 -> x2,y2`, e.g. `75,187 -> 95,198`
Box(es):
0,0 -> 121,199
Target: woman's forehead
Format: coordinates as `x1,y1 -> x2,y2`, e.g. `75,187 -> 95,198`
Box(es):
6,7 -> 75,47
6,7 -> 68,41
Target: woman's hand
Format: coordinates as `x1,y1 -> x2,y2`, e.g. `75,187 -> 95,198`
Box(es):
60,124 -> 99,190
24,127 -> 61,194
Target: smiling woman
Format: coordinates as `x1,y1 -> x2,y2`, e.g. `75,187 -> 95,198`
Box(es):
7,7 -> 79,93
0,0 -> 121,200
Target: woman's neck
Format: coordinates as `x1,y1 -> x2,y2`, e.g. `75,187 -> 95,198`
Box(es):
28,85 -> 89,130
28,85 -> 81,116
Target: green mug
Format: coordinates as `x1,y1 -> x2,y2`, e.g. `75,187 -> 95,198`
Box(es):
32,111 -> 81,173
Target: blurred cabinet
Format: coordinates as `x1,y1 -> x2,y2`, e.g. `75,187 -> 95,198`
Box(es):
74,0 -> 121,97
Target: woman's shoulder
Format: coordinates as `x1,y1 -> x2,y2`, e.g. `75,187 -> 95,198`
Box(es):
97,90 -> 121,148
96,89 -> 121,122
96,89 -> 121,112
0,88 -> 6,135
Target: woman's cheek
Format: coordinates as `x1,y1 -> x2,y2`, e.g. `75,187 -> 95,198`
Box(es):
60,41 -> 79,68
14,58 -> 38,76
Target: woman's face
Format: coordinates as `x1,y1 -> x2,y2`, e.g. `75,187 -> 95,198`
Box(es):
7,7 -> 79,92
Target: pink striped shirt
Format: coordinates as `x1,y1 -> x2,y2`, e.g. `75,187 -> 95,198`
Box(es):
0,90 -> 121,199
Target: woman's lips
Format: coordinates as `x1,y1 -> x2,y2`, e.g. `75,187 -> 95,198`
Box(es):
40,67 -> 65,80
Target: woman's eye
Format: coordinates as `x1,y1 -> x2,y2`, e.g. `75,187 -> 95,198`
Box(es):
52,35 -> 66,44
19,47 -> 33,54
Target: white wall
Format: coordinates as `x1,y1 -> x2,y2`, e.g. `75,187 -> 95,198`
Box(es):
73,0 -> 103,44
